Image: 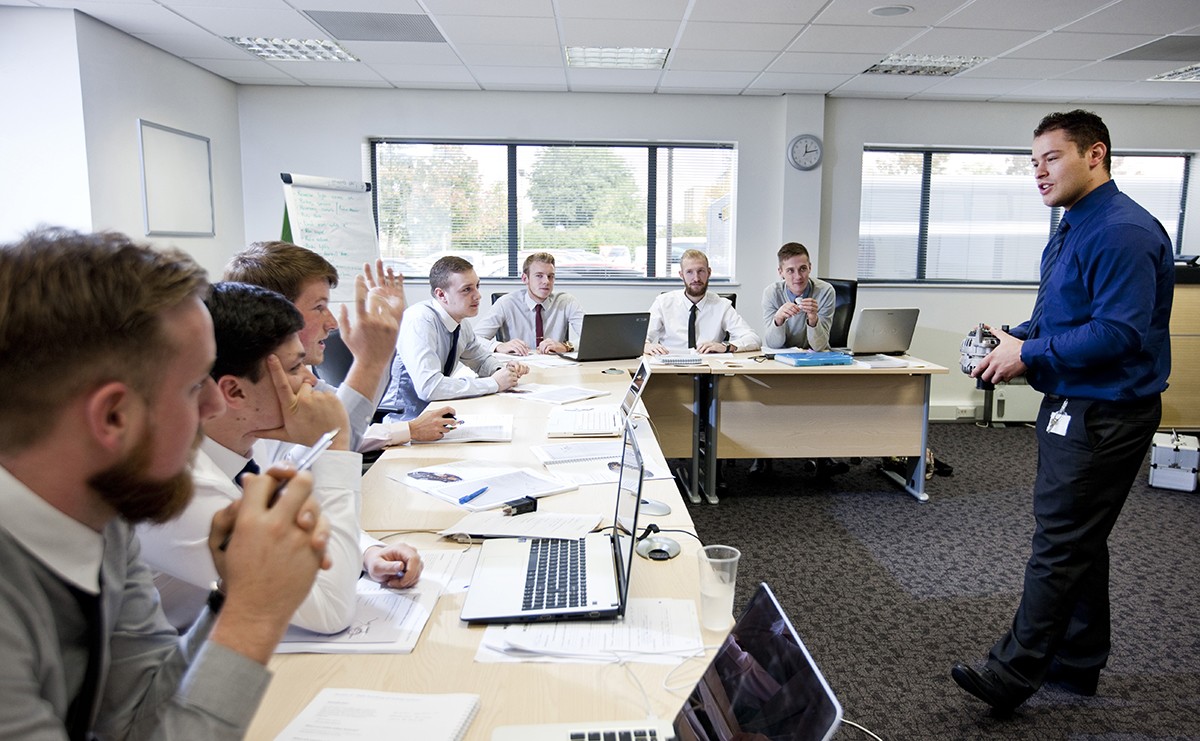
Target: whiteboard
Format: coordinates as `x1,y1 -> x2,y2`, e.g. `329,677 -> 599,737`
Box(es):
138,120 -> 215,237
282,173 -> 379,303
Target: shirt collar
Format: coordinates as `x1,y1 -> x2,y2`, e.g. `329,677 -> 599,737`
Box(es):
783,282 -> 811,303
202,436 -> 254,481
1062,178 -> 1117,232
427,299 -> 459,332
0,464 -> 105,594
521,290 -> 550,310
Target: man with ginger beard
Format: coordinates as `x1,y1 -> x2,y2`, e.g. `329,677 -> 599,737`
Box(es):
0,227 -> 332,739
645,249 -> 760,355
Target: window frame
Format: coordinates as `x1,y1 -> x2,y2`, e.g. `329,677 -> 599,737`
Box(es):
368,138 -> 737,282
858,145 -> 1191,285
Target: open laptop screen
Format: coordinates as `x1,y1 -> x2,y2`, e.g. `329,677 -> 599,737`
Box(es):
674,583 -> 843,741
612,420 -> 644,613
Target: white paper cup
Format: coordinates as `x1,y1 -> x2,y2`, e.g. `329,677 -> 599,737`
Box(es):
698,545 -> 740,631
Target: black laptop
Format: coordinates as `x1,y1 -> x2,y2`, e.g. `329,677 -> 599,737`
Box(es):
561,312 -> 649,362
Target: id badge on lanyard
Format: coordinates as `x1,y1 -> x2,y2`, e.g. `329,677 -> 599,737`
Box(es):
1047,398 -> 1071,436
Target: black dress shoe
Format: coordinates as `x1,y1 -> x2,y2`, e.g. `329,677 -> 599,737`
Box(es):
951,663 -> 1023,712
1046,662 -> 1100,696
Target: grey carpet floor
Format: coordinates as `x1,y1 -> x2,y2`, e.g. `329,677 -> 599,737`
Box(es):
683,422 -> 1200,741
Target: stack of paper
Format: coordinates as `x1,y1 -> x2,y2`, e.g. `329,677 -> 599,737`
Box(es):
504,382 -> 608,404
277,688 -> 479,741
389,462 -> 577,511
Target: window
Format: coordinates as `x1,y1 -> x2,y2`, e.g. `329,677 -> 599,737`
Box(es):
858,148 -> 1189,282
371,140 -> 737,280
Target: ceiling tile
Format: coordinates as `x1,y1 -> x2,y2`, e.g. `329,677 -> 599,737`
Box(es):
939,0 -> 1115,32
899,27 -> 1045,57
770,51 -> 884,75
814,0 -> 968,27
690,0 -> 825,24
749,71 -> 859,92
1060,0 -> 1200,36
420,0 -> 552,17
472,66 -> 566,85
556,0 -> 690,21
566,68 -> 662,87
455,43 -> 562,67
919,75 -> 1039,97
185,57 -> 295,79
266,60 -> 387,82
433,14 -> 559,46
831,72 -> 945,95
560,18 -> 680,47
958,57 -> 1088,79
300,0 -> 424,12
678,21 -> 804,51
340,40 -> 462,65
134,31 -> 251,59
1005,32 -> 1161,61
659,70 -> 759,88
68,3 -> 198,35
169,5 -> 328,37
791,24 -> 923,54
667,49 -> 780,72
1054,59 -> 1190,81
368,62 -> 476,83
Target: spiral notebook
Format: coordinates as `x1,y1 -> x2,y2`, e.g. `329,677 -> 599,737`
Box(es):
277,688 -> 479,740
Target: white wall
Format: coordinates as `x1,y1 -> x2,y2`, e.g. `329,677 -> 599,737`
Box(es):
0,8 -> 91,241
237,87 -> 826,313
823,98 -> 1200,417
73,12 -> 245,277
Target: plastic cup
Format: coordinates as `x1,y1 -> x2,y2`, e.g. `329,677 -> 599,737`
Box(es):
698,545 -> 740,631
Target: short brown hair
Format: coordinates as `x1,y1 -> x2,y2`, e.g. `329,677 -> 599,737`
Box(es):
223,241 -> 339,302
0,227 -> 208,452
1034,109 -> 1112,173
777,242 -> 810,264
522,252 -> 556,275
429,255 -> 475,292
679,249 -> 709,266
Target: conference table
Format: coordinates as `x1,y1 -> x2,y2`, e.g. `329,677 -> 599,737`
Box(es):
246,361 -> 711,740
638,354 -> 949,504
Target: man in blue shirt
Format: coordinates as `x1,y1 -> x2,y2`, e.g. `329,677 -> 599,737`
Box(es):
952,110 -> 1174,712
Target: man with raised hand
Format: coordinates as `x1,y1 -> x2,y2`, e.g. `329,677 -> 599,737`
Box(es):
0,227 -> 330,739
138,282 -> 423,634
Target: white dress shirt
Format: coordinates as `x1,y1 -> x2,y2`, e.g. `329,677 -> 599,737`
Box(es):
646,290 -> 761,352
137,436 -> 378,634
473,290 -> 584,351
381,300 -> 504,419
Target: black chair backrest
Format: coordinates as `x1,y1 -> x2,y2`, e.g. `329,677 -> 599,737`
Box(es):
824,278 -> 858,348
718,292 -> 737,308
315,330 -> 354,387
489,292 -> 509,343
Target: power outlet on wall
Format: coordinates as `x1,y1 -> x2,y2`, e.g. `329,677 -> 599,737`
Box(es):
955,405 -> 976,419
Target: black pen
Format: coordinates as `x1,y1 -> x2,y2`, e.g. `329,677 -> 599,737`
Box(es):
218,428 -> 340,552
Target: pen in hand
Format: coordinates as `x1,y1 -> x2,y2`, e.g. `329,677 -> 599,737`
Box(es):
458,486 -> 489,505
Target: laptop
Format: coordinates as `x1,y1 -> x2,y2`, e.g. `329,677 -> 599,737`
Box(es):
492,582 -> 844,741
545,361 -> 651,438
460,419 -> 644,623
839,307 -> 919,356
561,312 -> 650,362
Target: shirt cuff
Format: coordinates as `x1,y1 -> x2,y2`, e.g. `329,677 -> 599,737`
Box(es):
175,641 -> 271,731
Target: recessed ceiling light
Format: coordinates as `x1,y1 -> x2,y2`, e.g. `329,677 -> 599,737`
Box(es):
866,53 -> 986,76
870,5 -> 915,17
565,47 -> 670,69
1148,63 -> 1200,82
227,37 -> 358,62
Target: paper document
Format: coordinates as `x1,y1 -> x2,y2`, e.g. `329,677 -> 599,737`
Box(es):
532,440 -> 673,485
413,413 -> 512,443
276,550 -> 464,654
476,598 -> 705,664
439,510 -> 602,541
504,382 -> 608,404
854,354 -> 910,368
390,462 -> 577,511
276,688 -> 479,741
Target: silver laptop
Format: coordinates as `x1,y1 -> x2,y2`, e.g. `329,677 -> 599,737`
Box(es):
492,582 -> 844,741
545,361 -> 651,438
561,312 -> 649,362
460,420 -> 644,623
842,307 -> 919,355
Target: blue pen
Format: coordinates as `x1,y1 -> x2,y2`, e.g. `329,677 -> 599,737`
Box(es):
459,486 -> 489,505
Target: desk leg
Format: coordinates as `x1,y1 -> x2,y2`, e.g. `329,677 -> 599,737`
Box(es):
697,373 -> 720,505
879,374 -> 931,502
683,372 -> 703,505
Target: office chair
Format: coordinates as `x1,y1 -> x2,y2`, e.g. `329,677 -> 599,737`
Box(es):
315,330 -> 354,387
718,292 -> 737,308
823,278 -> 858,348
489,291 -> 509,343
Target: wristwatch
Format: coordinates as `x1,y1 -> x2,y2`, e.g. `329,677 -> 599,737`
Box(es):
723,342 -> 733,353
207,581 -> 226,614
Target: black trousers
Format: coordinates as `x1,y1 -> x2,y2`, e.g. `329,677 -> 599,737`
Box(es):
987,393 -> 1161,697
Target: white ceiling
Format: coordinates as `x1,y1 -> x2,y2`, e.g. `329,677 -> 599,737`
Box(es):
9,0 -> 1200,103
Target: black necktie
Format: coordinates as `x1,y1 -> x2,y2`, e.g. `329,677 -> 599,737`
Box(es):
65,582 -> 103,741
443,325 -> 461,377
687,304 -> 699,349
1028,221 -> 1070,338
534,304 -> 544,345
234,458 -> 259,487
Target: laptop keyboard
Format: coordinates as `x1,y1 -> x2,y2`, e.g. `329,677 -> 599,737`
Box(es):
568,730 -> 661,740
523,538 -> 588,611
